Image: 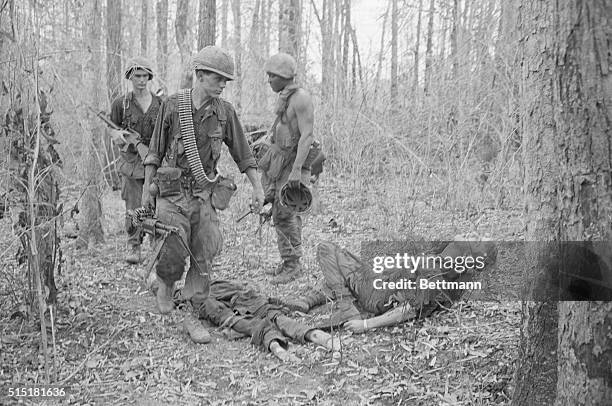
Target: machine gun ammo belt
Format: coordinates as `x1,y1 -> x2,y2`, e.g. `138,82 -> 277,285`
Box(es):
178,89 -> 219,188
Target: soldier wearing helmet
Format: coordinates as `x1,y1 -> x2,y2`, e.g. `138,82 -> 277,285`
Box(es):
142,46 -> 264,344
109,57 -> 162,264
260,52 -> 315,284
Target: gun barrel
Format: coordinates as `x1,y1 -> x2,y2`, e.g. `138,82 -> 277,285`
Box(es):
236,209 -> 253,223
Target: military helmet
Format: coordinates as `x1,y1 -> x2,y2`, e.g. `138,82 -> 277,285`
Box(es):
264,53 -> 297,79
125,57 -> 154,80
280,182 -> 312,214
192,46 -> 235,80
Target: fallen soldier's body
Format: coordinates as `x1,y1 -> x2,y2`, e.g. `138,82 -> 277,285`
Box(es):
197,280 -> 339,362
283,239 -> 497,333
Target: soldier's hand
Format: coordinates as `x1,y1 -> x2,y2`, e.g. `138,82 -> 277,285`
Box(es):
287,168 -> 301,189
142,189 -> 155,210
344,319 -> 368,334
251,186 -> 265,214
109,129 -> 130,147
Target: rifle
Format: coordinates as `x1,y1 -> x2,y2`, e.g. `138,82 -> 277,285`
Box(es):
90,107 -> 149,161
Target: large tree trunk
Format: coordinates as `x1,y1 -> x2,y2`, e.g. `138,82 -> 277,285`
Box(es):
513,0 -> 612,404
220,0 -> 228,48
156,0 -> 168,90
198,0 -> 216,48
176,0 -> 192,88
79,0 -> 105,248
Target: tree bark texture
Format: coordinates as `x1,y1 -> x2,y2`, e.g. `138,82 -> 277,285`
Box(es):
423,0 -> 434,93
198,0 -> 216,49
231,0 -> 241,109
414,0 -> 423,89
79,0 -> 105,248
105,0 -> 122,102
156,0 -> 168,87
390,0 -> 398,102
176,0 -> 192,88
220,0 -> 228,48
514,0 -> 612,404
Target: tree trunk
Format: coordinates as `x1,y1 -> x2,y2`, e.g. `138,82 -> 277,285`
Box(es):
413,0 -> 423,90
341,0 -> 350,88
390,0 -> 398,103
450,0 -> 458,77
513,0 -> 612,404
79,0 -> 105,248
104,0 -> 122,189
220,0 -> 228,48
105,0 -> 122,102
140,0 -> 147,55
176,0 -> 192,88
156,0 -> 168,90
279,0 -> 300,57
423,0 -> 434,93
198,0 -> 216,49
231,0 -> 241,109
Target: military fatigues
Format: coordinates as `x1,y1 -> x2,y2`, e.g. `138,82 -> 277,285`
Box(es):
145,94 -> 256,308
110,92 -> 162,247
303,241 -> 498,327
260,85 -> 311,265
200,280 -> 312,351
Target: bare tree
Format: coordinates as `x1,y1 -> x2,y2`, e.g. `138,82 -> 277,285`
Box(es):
279,0 -> 300,56
232,0 -> 241,109
198,0 -> 216,48
413,0 -> 423,89
220,0 -> 228,48
176,0 -> 192,88
79,0 -> 105,248
156,0 -> 168,88
390,0 -> 398,103
106,0 -> 122,102
423,0 -> 435,93
140,0 -> 148,55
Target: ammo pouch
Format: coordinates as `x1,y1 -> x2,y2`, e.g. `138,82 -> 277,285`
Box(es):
211,176 -> 237,210
155,167 -> 182,197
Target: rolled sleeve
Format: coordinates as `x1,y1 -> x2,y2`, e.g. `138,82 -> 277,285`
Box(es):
223,102 -> 257,173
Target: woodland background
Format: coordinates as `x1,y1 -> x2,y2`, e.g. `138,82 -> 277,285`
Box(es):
0,0 -> 610,405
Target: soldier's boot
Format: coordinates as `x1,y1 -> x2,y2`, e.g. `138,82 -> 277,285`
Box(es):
126,245 -> 141,264
272,260 -> 301,285
282,290 -> 327,313
183,313 -> 211,344
156,280 -> 174,314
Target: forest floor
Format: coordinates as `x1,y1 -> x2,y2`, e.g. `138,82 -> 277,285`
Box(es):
0,174 -> 524,405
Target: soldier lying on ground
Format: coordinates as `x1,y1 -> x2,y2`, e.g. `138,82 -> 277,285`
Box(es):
282,239 -> 497,334
177,279 -> 340,362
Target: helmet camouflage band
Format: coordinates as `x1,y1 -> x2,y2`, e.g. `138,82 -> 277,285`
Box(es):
264,53 -> 297,79
192,46 -> 235,80
125,56 -> 154,80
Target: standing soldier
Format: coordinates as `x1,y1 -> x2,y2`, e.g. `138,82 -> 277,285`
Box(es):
109,57 -> 162,264
142,46 -> 265,343
261,53 -> 315,284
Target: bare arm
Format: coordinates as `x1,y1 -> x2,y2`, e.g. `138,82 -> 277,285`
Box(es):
287,90 -> 314,186
344,303 -> 415,334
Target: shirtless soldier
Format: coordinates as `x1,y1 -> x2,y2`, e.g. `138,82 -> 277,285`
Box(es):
261,53 -> 315,284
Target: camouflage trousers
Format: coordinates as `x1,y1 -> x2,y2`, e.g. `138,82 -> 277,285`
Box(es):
121,176 -> 144,247
155,191 -> 222,308
200,280 -> 312,351
264,167 -> 311,262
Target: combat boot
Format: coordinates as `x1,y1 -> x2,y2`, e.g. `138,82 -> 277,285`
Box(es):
156,280 -> 174,314
272,260 -> 301,285
183,313 -> 211,344
126,245 -> 141,264
282,289 -> 327,312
